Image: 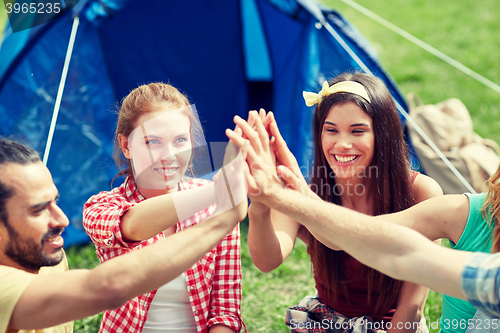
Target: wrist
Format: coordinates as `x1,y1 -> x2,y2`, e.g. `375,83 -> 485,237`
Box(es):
249,201 -> 271,217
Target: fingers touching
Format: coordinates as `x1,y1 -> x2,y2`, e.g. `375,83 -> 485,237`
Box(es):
226,109 -> 308,200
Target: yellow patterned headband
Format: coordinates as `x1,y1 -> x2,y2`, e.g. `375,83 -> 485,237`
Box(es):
302,81 -> 371,107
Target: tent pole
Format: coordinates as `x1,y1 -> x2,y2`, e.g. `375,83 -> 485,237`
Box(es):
320,20 -> 476,193
42,15 -> 80,166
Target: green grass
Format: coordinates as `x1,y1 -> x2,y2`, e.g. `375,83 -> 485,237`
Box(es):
0,4 -> 6,34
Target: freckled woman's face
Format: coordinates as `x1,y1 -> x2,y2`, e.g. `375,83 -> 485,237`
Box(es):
125,106 -> 192,191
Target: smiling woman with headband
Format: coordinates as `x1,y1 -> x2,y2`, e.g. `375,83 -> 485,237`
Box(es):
234,72 -> 443,333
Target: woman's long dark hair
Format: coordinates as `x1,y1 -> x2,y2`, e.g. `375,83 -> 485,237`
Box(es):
308,73 -> 415,315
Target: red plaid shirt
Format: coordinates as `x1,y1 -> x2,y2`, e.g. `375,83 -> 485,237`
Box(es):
83,177 -> 242,333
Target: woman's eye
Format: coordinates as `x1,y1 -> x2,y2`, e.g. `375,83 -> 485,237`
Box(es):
325,128 -> 338,133
176,137 -> 188,144
352,129 -> 365,134
145,139 -> 160,145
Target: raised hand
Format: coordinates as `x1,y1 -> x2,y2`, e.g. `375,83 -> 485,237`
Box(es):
233,110 -> 276,214
265,113 -> 310,195
225,114 -> 283,204
212,136 -> 248,222
221,141 -> 248,209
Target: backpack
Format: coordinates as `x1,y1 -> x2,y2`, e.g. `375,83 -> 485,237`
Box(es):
406,93 -> 500,194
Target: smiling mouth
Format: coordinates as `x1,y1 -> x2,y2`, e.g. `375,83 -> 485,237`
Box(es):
154,167 -> 179,177
45,235 -> 60,242
334,155 -> 358,163
43,230 -> 65,248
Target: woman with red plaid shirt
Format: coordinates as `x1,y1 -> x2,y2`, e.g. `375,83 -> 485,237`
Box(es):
83,83 -> 243,333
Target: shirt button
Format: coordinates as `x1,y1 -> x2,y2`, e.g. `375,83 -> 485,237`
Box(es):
107,240 -> 112,245
188,286 -> 194,291
196,311 -> 199,315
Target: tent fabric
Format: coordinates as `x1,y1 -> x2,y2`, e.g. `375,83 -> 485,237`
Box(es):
0,0 -> 412,247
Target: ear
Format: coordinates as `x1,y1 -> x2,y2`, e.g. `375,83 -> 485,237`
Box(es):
118,134 -> 131,159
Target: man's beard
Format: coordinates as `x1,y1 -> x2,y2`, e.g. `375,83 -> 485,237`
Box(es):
4,222 -> 64,272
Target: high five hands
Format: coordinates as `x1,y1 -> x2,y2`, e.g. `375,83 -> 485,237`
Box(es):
225,109 -> 317,205
211,127 -> 249,222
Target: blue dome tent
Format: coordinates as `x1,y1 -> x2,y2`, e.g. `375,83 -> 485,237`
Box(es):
0,0 -> 415,247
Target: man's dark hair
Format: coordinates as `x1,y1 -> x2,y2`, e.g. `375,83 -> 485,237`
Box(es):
0,138 -> 41,224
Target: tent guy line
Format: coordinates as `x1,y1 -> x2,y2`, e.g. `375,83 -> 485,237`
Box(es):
340,0 -> 500,95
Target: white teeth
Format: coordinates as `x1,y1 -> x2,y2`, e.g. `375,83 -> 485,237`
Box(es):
335,155 -> 357,162
155,167 -> 178,175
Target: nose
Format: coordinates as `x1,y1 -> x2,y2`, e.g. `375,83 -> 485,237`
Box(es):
49,203 -> 69,229
159,144 -> 177,165
336,133 -> 352,150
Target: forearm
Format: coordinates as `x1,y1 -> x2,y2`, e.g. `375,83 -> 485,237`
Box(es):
12,207 -> 241,330
266,188 -> 471,298
247,204 -> 285,272
268,188 -> 391,261
121,183 -> 216,241
99,212 -> 238,301
387,282 -> 428,333
209,324 -> 235,333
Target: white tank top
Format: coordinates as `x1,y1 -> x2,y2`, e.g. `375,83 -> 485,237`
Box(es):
142,273 -> 197,332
